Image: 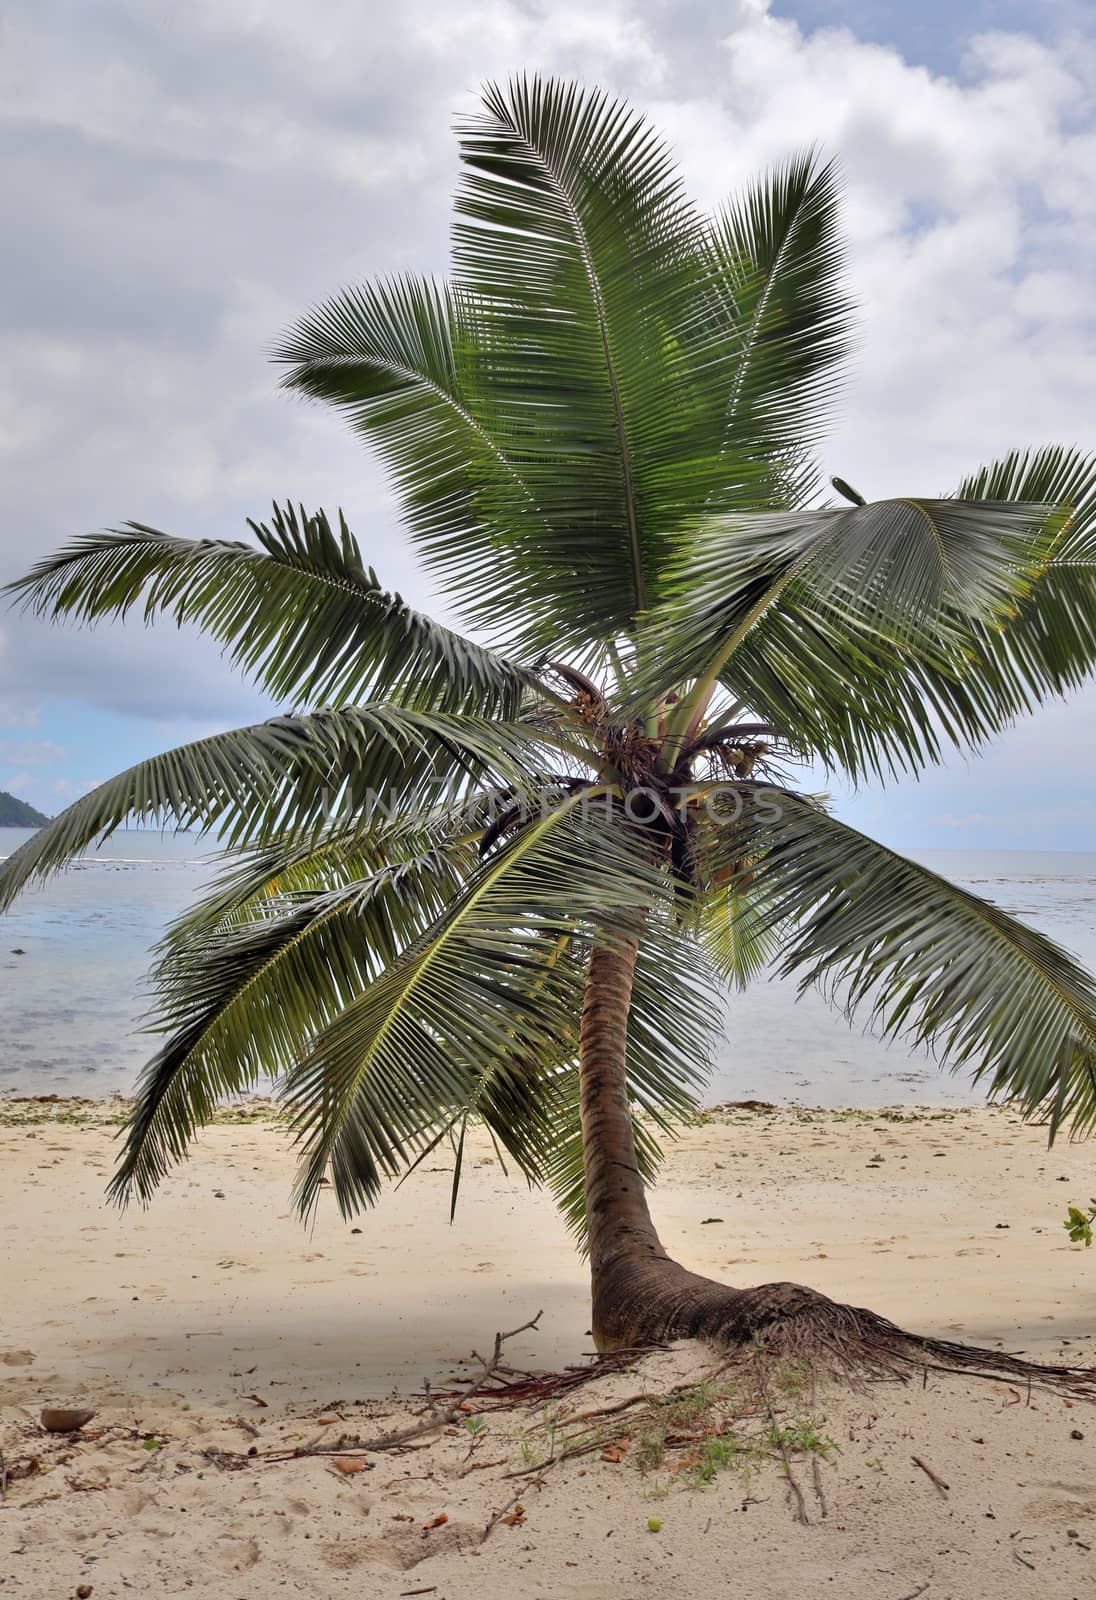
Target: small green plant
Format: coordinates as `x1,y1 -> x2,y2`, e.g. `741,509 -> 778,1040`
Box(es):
462,1414 -> 486,1437
1064,1199 -> 1096,1247
765,1416 -> 836,1459
687,1432 -> 754,1486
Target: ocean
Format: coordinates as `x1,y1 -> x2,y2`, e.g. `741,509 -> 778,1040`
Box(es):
2,830 -> 1096,1107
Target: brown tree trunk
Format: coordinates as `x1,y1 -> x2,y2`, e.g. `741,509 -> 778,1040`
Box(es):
577,930 -> 1096,1396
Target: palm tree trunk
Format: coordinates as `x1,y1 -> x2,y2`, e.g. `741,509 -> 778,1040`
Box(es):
579,929 -> 827,1350
577,931 -> 1096,1395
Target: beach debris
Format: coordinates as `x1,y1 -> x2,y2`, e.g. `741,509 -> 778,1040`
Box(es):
700,1217 -> 724,1225
77,1587 -> 94,1598
333,1457 -> 368,1475
423,1512 -> 448,1530
40,1407 -> 96,1433
911,1454 -> 949,1494
201,1311 -> 550,1477
1071,1428 -> 1084,1439
647,1516 -> 662,1532
482,1489 -> 528,1541
245,1393 -> 269,1408
499,1508 -> 526,1526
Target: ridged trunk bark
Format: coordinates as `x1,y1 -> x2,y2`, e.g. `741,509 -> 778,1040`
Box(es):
577,930 -> 1096,1396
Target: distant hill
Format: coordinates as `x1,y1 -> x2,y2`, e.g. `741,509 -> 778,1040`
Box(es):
0,790 -> 50,827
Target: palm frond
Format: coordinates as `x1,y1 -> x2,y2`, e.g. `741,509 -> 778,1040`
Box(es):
708,150 -> 853,487
450,75 -> 741,649
638,493 -> 1063,777
111,845 -> 474,1204
0,706 -> 550,911
913,446 -> 1096,732
281,793 -> 684,1218
701,786 -> 1096,1134
5,502 -> 532,714
710,451 -> 1096,778
274,275 -> 557,634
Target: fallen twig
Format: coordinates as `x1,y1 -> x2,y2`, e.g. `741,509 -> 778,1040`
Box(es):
753,1354 -> 809,1525
911,1455 -> 949,1495
481,1488 -> 527,1543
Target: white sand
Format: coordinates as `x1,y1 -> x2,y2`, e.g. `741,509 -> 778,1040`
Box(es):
2,1100 -> 1094,1597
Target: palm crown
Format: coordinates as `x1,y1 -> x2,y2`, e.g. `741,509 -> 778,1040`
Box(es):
5,75 -> 1096,1254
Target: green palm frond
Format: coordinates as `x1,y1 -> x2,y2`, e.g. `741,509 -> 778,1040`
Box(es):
274,276 -> 553,630
654,496 -> 1055,683
702,787 -> 1096,1134
0,706 -> 552,911
696,452 -> 1096,778
450,75 -> 738,649
914,446 -> 1096,731
5,502 -> 532,714
642,493 -> 1064,777
708,150 -> 853,488
282,793 -> 682,1218
698,877 -> 781,991
111,844 -> 474,1204
153,821 -> 446,956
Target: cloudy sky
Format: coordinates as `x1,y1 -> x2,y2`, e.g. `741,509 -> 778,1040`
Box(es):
2,0 -> 1094,848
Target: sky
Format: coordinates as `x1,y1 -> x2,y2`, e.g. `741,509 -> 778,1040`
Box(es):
1,0 -> 1094,849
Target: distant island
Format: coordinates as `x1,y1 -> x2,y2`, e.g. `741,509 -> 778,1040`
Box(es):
0,790 -> 50,827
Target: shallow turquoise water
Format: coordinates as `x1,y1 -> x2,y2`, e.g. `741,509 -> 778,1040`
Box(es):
2,832 -> 1095,1106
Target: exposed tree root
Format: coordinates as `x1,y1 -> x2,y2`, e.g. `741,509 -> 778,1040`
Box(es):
592,1256 -> 1096,1400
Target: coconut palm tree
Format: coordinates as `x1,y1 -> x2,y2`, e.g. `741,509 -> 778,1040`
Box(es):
6,77 -> 1096,1382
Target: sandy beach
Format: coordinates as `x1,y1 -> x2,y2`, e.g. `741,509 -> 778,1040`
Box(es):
2,1098 -> 1095,1598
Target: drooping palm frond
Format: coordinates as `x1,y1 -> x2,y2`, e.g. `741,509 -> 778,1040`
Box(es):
697,876 -> 781,992
910,446 -> 1096,733
281,793 -> 696,1218
112,844 -> 475,1204
153,818 -> 463,959
700,786 -> 1096,1134
641,493 -> 1065,778
651,496 -> 1057,686
672,453 -> 1096,779
0,705 -> 553,910
5,502 -> 533,715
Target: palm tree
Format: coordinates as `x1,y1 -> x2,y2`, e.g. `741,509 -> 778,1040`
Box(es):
6,77 -> 1096,1385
